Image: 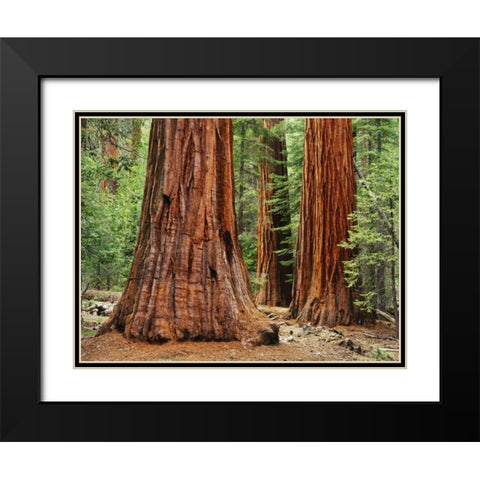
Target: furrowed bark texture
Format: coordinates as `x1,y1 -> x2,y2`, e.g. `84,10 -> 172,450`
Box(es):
289,118 -> 360,327
98,118 -> 276,344
256,118 -> 293,307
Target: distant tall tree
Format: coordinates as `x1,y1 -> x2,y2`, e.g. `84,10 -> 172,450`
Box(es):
256,118 -> 293,306
236,120 -> 247,234
100,121 -> 119,194
233,118 -> 262,274
130,118 -> 143,165
289,118 -> 360,326
374,119 -> 387,311
98,118 -> 278,344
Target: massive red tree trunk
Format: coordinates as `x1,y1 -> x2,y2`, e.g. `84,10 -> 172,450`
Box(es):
256,118 -> 293,307
98,118 -> 278,344
289,118 -> 360,327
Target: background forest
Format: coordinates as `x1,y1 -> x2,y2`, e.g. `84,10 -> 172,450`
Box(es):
81,116 -> 400,324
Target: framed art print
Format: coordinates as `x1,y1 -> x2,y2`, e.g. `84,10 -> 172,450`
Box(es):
1,38 -> 478,441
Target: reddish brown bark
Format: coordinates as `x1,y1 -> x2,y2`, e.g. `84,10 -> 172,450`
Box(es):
100,134 -> 118,194
289,118 -> 360,327
256,119 -> 293,307
98,118 -> 277,344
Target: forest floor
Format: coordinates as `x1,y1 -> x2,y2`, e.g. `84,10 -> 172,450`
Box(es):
80,290 -> 400,364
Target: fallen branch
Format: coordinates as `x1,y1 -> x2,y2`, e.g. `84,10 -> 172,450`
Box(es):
374,308 -> 395,323
362,332 -> 382,339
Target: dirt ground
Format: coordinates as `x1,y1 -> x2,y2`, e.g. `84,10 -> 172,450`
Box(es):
81,295 -> 400,364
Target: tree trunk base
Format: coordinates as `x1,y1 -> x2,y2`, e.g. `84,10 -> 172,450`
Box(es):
97,314 -> 279,346
287,293 -> 375,328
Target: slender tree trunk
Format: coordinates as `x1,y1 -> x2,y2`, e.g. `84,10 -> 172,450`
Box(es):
130,118 -> 143,164
390,198 -> 399,337
100,127 -> 118,194
98,118 -> 278,344
375,120 -> 386,311
81,118 -> 89,150
376,223 -> 387,311
289,118 -> 361,327
237,121 -> 246,233
255,119 -> 293,307
81,281 -> 89,298
365,137 -> 376,294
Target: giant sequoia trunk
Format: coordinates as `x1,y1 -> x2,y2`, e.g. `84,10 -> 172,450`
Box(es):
97,118 -> 278,344
256,119 -> 293,306
289,118 -> 360,327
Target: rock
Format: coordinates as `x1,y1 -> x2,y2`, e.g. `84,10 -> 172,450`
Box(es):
88,302 -> 115,316
339,338 -> 362,354
339,339 -> 354,348
281,336 -> 294,343
257,306 -> 266,312
302,324 -> 317,335
313,327 -> 324,336
324,328 -> 344,341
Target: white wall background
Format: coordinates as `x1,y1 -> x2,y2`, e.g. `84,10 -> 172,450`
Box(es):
0,1 -> 479,37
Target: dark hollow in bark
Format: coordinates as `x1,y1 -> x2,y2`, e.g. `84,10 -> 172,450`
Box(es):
289,118 -> 362,327
97,118 -> 277,344
256,119 -> 293,307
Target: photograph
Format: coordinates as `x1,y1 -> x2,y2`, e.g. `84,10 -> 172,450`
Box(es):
78,113 -> 403,365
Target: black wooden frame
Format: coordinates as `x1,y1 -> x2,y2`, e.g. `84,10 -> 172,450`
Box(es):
1,38 -> 478,441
